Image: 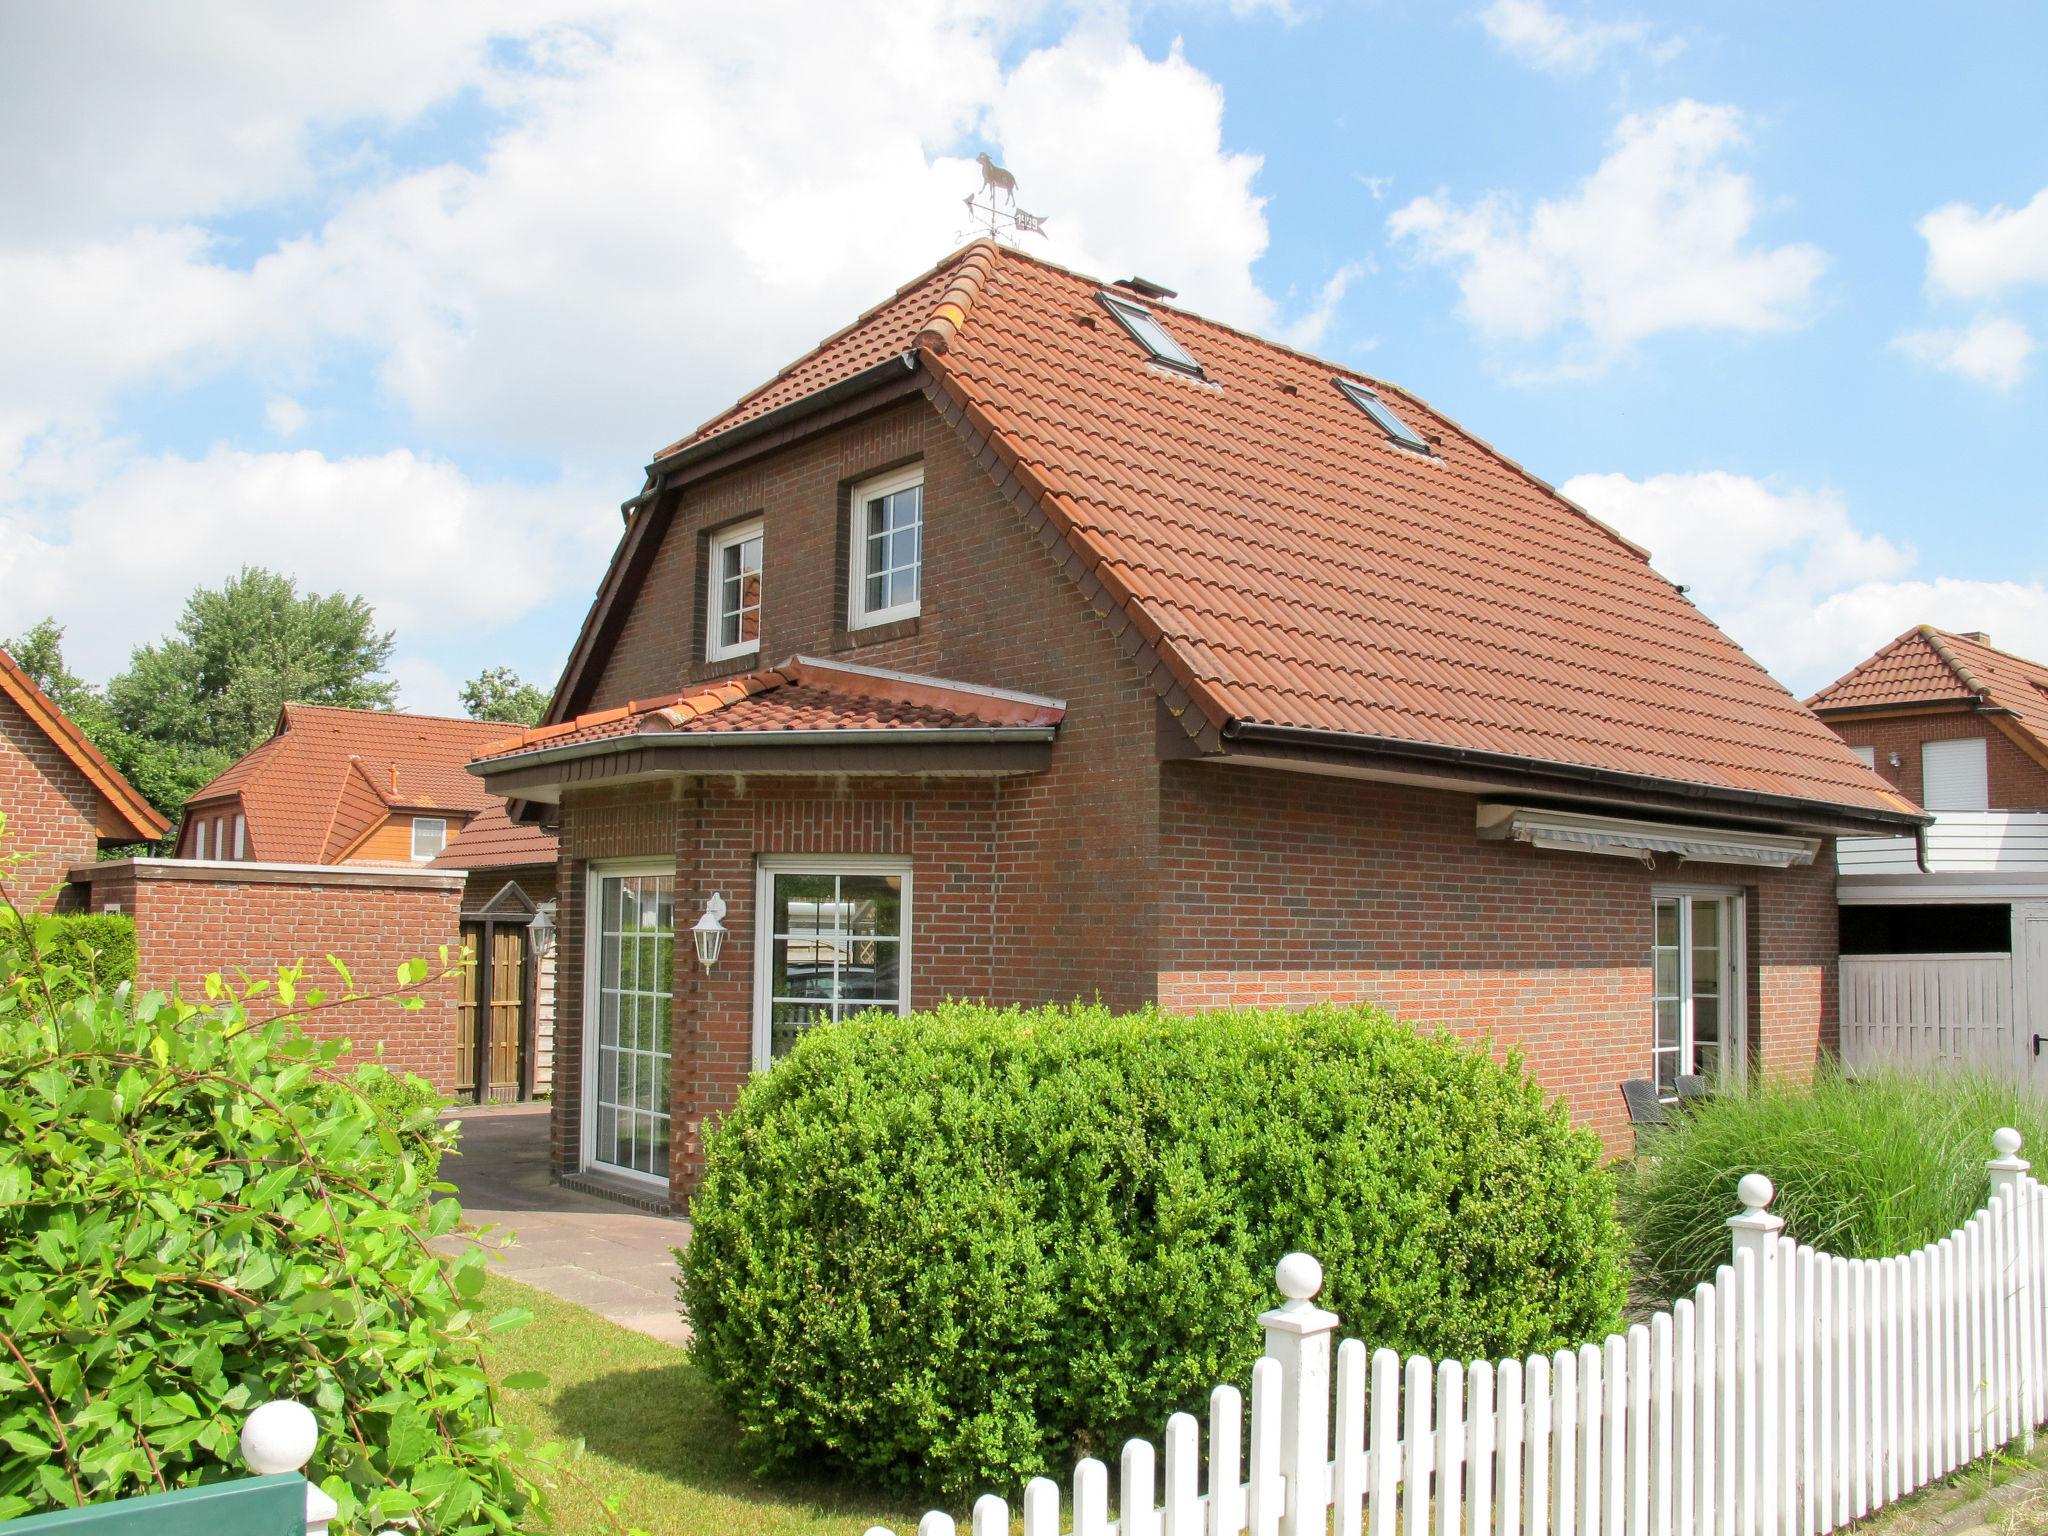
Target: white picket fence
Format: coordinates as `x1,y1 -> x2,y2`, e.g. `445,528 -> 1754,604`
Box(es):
875,1129 -> 2048,1536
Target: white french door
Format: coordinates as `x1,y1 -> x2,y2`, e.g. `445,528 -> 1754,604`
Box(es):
581,864 -> 674,1182
1651,889 -> 1745,1099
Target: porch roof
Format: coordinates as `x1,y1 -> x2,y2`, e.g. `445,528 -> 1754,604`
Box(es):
469,656 -> 1063,799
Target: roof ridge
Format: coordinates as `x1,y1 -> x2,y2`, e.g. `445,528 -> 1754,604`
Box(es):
914,241 -> 1001,355
1919,625 -> 1994,699
285,701 -> 509,729
1804,625 -> 1929,708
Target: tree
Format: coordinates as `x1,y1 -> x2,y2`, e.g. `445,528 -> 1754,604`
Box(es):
460,665 -> 550,726
106,567 -> 398,761
2,618 -> 99,721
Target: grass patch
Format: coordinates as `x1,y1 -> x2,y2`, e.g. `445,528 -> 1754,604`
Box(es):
479,1273 -> 923,1536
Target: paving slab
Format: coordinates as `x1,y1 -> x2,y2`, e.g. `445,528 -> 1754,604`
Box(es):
433,1103 -> 692,1345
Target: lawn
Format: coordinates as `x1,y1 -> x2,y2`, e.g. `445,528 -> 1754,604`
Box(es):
478,1273 -> 925,1536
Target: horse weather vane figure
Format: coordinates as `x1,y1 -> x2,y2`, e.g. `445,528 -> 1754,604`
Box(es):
958,151 -> 1049,244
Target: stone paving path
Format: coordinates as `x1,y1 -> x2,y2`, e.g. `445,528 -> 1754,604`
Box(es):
433,1103 -> 691,1345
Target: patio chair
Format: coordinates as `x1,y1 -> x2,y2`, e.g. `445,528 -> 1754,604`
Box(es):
1675,1073 -> 1711,1104
1620,1077 -> 1667,1130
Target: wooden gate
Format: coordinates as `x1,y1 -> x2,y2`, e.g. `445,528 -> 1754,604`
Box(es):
454,881 -> 538,1104
1839,952 -> 2014,1075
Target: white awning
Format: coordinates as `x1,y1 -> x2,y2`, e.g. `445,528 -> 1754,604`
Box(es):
1475,804 -> 1820,870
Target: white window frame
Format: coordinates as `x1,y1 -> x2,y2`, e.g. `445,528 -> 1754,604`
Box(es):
410,816 -> 448,861
753,854 -> 912,1070
233,813 -> 247,860
580,859 -> 676,1188
1922,737 -> 1990,812
1851,745 -> 1876,768
1651,884 -> 1748,1099
192,820 -> 209,859
705,517 -> 765,662
846,466 -> 924,630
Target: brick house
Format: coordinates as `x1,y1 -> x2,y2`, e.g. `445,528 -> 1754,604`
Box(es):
473,242 -> 1920,1203
1808,627 -> 2048,1072
0,644 -> 166,910
116,703 -> 561,1100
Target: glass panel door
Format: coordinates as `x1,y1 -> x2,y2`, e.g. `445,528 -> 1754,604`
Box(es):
589,871 -> 673,1178
1651,893 -> 1738,1099
761,868 -> 906,1063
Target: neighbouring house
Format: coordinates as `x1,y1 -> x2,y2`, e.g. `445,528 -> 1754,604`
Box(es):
0,643 -> 167,909
72,704 -> 559,1101
471,241 -> 1920,1204
1808,626 -> 2048,1081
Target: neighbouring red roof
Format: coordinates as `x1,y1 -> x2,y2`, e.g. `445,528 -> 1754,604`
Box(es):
0,645 -> 167,842
1809,628 -> 2048,754
186,704 -> 559,864
477,656 -> 1062,764
645,242 -> 1910,821
429,800 -> 558,871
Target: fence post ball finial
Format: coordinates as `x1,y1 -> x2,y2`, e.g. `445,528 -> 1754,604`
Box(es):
1994,1127 -> 2025,1159
241,1399 -> 318,1476
1275,1251 -> 1323,1302
1736,1173 -> 1775,1212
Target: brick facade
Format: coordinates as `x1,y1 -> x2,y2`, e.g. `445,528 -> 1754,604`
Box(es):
543,391 -> 1851,1195
69,860 -> 466,1089
1825,709 -> 2048,811
0,688 -> 104,913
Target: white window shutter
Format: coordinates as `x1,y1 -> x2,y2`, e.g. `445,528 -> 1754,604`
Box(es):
1921,737 -> 1989,811
1851,745 -> 1876,767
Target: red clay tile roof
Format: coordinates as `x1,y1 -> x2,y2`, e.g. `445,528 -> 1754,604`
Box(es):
0,645 -> 167,842
186,704 -> 557,864
1809,628 -> 2048,753
478,657 -> 1063,764
429,800 -> 558,871
646,242 -> 1910,822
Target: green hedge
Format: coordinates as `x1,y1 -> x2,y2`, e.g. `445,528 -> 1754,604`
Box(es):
681,1001 -> 1627,1499
0,910 -> 136,1003
1625,1067 -> 2048,1296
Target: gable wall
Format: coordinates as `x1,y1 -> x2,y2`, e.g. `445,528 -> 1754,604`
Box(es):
1157,762 -> 1841,1155
0,688 -> 103,912
1823,708 -> 2048,811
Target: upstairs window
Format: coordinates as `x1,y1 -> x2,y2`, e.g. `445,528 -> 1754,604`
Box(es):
1334,377 -> 1431,454
193,820 -> 209,859
706,518 -> 764,662
233,813 -> 247,859
1099,291 -> 1203,375
848,466 -> 923,628
1922,737 -> 1989,811
411,816 -> 448,860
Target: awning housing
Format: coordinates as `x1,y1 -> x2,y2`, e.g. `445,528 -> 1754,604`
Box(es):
1475,804 -> 1821,870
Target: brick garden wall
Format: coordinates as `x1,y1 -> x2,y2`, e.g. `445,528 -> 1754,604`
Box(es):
1,689 -> 104,913
1156,763 -> 1842,1155
70,859 -> 466,1089
1824,710 -> 2048,811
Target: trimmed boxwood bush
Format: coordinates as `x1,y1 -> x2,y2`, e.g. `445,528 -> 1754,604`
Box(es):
1625,1066 -> 2048,1298
681,1001 -> 1626,1499
0,909 -> 136,1005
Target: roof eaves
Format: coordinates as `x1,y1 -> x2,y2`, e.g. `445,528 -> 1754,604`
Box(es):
0,647 -> 169,841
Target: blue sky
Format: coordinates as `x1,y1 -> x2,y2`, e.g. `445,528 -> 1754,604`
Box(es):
2,1 -> 2043,713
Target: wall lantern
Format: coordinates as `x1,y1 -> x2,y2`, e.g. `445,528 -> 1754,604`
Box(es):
529,901 -> 557,958
692,892 -> 728,971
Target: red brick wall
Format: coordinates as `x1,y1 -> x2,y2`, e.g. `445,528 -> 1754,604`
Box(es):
1156,764 -> 1841,1154
0,689 -> 103,913
1825,709 -> 2048,811
72,862 -> 466,1089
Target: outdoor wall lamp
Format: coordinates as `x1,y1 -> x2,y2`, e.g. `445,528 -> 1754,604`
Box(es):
692,892 -> 728,970
529,901 -> 557,958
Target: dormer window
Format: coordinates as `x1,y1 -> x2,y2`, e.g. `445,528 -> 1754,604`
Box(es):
706,518 -> 764,662
1098,291 -> 1203,375
1335,377 -> 1431,454
848,466 -> 923,629
411,816 -> 448,860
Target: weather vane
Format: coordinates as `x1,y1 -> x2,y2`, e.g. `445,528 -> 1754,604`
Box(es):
957,151 -> 1049,244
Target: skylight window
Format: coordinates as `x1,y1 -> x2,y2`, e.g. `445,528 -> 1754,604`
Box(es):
1334,377 -> 1431,454
1098,291 -> 1202,375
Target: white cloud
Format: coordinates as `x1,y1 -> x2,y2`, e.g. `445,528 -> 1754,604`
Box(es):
1562,469 -> 2048,692
1279,261 -> 1369,350
1892,315 -> 2035,391
265,396 -> 309,437
389,654 -> 467,718
1918,187 -> 2048,302
0,445 -> 614,681
1478,0 -> 1679,75
1388,100 -> 1826,373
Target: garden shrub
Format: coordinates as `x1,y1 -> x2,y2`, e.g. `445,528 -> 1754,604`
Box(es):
1625,1066 -> 2048,1298
0,867 -> 545,1529
341,1064 -> 450,1190
681,1000 -> 1626,1499
0,909 -> 136,1004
